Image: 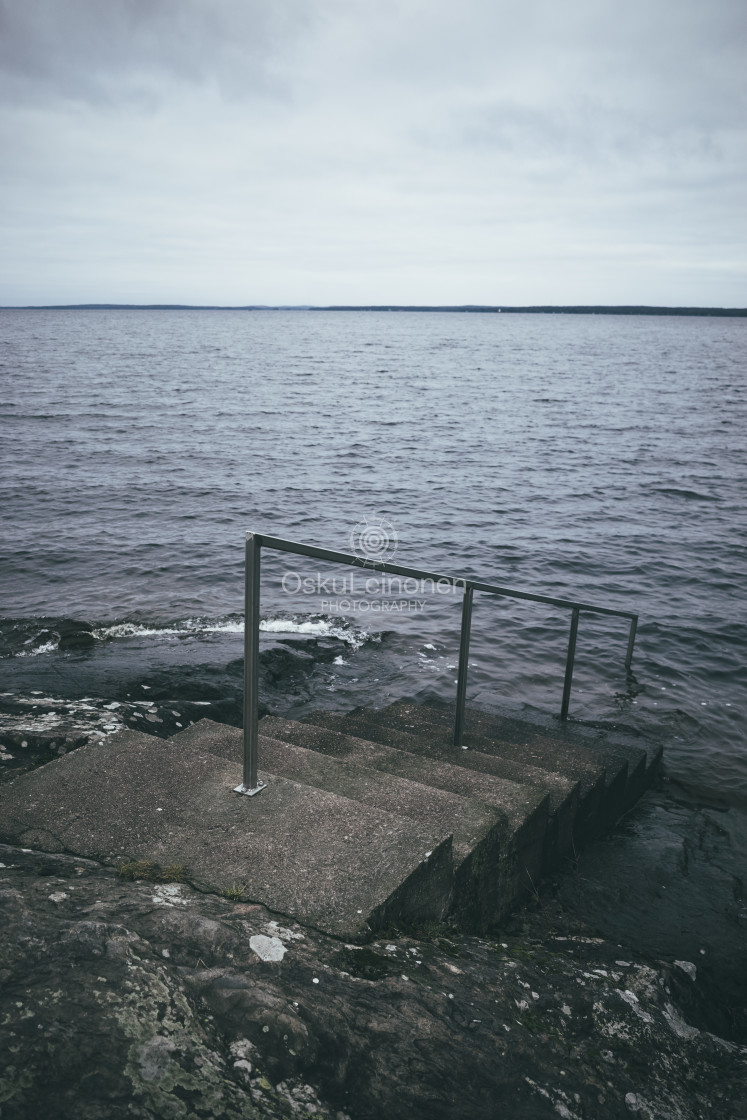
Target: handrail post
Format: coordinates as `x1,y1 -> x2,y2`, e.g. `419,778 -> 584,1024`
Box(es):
453,586 -> 474,747
625,614 -> 638,671
234,532 -> 265,796
560,607 -> 580,721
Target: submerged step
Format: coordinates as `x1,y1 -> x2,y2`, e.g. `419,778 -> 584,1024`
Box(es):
300,710 -> 580,811
386,700 -> 651,812
0,728 -> 453,940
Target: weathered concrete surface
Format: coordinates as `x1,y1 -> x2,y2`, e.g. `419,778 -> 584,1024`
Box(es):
0,838 -> 744,1120
295,711 -> 580,864
261,716 -> 549,834
460,700 -> 662,777
263,714 -> 553,916
0,700 -> 663,945
310,703 -> 654,838
175,718 -> 545,930
0,729 -> 453,940
172,720 -> 503,866
386,700 -> 654,808
320,704 -> 621,800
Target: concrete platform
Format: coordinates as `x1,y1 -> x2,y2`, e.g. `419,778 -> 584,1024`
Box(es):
0,728 -> 453,940
171,720 -> 504,867
257,715 -> 553,924
300,709 -> 584,861
303,701 -> 660,844
385,700 -> 653,810
0,701 -> 661,939
172,719 -> 537,928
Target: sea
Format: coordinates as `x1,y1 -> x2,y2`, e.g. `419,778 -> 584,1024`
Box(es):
1,308 -> 745,807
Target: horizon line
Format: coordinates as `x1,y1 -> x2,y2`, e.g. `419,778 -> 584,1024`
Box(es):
1,303 -> 746,317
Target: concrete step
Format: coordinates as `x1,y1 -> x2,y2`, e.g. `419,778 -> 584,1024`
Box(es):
464,700 -> 663,780
316,704 -> 638,835
172,719 -> 525,930
259,714 -> 550,920
381,701 -> 652,818
463,703 -> 657,807
300,709 -> 582,862
0,728 -> 454,941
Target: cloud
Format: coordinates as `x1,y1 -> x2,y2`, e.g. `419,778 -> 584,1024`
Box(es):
0,0 -> 311,103
0,0 -> 745,304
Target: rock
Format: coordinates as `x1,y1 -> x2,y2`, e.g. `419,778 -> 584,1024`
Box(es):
58,630 -> 96,650
0,842 -> 744,1120
0,695 -> 127,782
25,628 -> 56,651
48,620 -> 95,650
55,619 -> 94,636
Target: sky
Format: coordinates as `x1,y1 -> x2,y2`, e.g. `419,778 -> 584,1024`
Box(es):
0,0 -> 745,307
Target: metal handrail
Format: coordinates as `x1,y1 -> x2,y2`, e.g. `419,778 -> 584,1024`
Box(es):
234,531 -> 639,796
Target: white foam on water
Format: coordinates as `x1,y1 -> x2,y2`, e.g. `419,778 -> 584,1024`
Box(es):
259,616 -> 372,649
17,640 -> 58,657
91,617 -> 245,640
93,622 -> 185,639
13,613 -> 375,654
194,619 -> 245,634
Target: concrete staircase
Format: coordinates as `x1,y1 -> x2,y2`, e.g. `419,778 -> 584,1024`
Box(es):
0,702 -> 660,941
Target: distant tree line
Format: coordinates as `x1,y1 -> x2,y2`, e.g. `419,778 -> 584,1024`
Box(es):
2,304 -> 746,317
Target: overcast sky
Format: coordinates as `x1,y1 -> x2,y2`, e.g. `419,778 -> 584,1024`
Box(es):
1,0 -> 745,306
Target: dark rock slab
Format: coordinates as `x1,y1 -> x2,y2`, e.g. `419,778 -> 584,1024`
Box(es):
0,840 -> 743,1120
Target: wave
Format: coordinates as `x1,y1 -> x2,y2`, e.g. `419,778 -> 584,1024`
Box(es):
17,640 -> 59,657
651,487 -> 720,502
258,616 -> 374,649
3,612 -> 376,657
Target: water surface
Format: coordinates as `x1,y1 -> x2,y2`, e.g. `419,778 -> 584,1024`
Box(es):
2,309 -> 745,802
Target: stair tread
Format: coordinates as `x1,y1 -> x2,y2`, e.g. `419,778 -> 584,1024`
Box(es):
379,701 -> 655,814
385,701 -> 649,788
455,700 -> 660,771
264,714 -> 549,836
353,703 -> 631,791
259,714 -> 552,929
171,719 -> 505,864
300,709 -> 584,811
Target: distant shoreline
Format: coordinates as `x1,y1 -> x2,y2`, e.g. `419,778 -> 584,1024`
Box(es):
1,303 -> 746,317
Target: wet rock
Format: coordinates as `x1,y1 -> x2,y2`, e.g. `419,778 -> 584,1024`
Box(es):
52,618 -> 91,634
58,630 -> 96,650
0,842 -> 744,1120
554,788 -> 747,1041
24,628 -> 57,651
0,693 -> 241,783
55,619 -> 96,650
0,694 -> 130,780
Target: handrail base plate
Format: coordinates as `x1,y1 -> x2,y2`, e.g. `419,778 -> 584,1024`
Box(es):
233,781 -> 266,797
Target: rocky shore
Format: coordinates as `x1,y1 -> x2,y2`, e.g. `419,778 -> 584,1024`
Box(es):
0,691 -> 228,782
2,794 -> 746,1118
2,689 -> 746,1118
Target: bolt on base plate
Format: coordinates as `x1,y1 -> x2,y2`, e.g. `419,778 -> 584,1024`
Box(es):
233,780 -> 266,797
